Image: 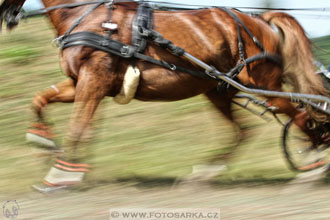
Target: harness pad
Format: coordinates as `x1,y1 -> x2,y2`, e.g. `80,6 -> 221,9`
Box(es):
131,3 -> 153,52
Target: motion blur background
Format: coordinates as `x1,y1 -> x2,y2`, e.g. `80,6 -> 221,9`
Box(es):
0,0 -> 330,209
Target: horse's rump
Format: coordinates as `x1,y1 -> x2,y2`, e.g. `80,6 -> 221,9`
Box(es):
261,12 -> 325,95
262,11 -> 329,121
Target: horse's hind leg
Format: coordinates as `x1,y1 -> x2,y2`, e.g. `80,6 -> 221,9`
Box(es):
26,78 -> 75,149
205,88 -> 244,164
179,88 -> 242,183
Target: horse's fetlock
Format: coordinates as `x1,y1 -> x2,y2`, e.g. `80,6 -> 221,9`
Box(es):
32,95 -> 48,110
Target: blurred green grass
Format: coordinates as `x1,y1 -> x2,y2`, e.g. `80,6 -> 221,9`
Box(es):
1,17 -> 329,195
313,35 -> 330,66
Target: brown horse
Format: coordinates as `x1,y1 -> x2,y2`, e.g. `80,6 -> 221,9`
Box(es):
1,0 -> 326,189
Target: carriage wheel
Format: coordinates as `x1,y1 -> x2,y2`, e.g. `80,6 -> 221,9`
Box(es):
282,119 -> 329,172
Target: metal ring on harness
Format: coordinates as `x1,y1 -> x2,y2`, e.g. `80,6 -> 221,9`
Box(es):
105,0 -> 114,9
170,64 -> 176,71
120,46 -> 130,56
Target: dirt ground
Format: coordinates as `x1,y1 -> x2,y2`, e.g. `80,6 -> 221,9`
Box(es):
2,177 -> 330,220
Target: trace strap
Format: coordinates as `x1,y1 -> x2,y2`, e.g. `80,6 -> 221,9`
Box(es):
60,31 -> 212,79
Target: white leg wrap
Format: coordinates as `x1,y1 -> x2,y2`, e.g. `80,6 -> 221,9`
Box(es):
113,65 -> 140,104
44,167 -> 84,185
26,133 -> 57,148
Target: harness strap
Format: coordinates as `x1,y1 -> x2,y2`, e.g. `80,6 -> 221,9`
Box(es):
61,31 -> 136,58
60,31 -> 210,79
222,8 -> 265,52
142,29 -> 185,56
229,52 -> 282,77
134,53 -> 211,79
64,2 -> 104,37
216,7 -> 281,91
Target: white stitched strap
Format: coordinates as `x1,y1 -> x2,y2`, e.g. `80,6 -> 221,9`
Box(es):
50,85 -> 60,93
114,65 -> 141,104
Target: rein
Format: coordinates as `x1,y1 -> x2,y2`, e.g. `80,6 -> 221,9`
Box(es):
22,0 -> 123,18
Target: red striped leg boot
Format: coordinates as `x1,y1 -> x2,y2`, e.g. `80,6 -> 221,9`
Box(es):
26,122 -> 61,152
32,159 -> 91,193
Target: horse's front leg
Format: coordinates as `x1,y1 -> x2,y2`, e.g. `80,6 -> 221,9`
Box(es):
35,64 -> 110,191
31,78 -> 75,120
26,78 -> 75,150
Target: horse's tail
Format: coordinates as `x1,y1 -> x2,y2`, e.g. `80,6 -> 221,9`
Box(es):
261,11 -> 326,96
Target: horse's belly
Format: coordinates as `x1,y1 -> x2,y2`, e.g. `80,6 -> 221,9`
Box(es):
134,67 -> 217,101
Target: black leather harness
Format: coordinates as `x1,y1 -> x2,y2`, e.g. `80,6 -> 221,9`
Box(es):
25,1 -> 283,86
59,2 -> 212,79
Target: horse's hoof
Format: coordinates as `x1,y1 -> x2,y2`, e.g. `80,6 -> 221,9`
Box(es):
26,132 -> 57,148
177,164 -> 228,185
289,165 -> 329,185
31,183 -> 69,193
191,164 -> 227,174
26,123 -> 61,152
